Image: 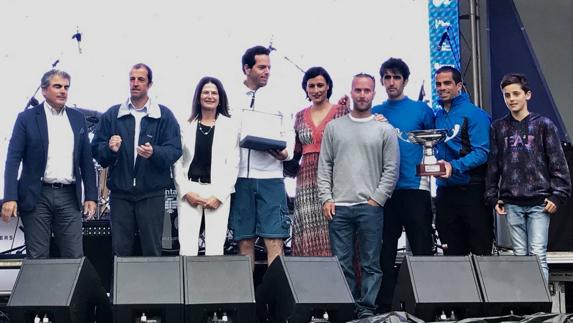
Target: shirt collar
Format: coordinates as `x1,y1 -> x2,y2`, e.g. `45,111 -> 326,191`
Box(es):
43,101 -> 66,116
348,114 -> 374,122
243,81 -> 258,96
128,97 -> 148,111
117,97 -> 161,119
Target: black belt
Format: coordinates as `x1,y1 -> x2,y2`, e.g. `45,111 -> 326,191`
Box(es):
43,182 -> 74,189
189,176 -> 211,184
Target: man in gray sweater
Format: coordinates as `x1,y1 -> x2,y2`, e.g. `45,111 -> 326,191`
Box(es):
318,73 -> 400,318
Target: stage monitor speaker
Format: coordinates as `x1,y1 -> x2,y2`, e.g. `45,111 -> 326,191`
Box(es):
113,256 -> 183,323
473,255 -> 551,315
257,256 -> 354,323
7,257 -> 111,323
184,255 -> 255,322
392,256 -> 483,321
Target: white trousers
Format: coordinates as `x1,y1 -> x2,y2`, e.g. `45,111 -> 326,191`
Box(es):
177,181 -> 230,256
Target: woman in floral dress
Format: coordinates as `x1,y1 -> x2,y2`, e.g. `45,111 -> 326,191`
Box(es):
291,66 -> 350,256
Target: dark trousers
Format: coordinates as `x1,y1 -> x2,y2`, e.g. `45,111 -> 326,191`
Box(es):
435,184 -> 493,256
377,189 -> 434,312
20,185 -> 83,259
110,195 -> 165,256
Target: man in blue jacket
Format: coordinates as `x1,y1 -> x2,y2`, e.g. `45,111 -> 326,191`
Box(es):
2,70 -> 97,258
91,63 -> 182,257
434,66 -> 493,256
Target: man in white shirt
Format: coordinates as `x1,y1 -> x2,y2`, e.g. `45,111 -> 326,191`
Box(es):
229,46 -> 294,268
2,70 -> 97,258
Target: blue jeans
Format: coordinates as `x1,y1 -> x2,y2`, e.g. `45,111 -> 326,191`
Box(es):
505,203 -> 549,282
329,204 -> 384,316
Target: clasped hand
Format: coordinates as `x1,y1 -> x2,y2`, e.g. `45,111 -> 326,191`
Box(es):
184,192 -> 221,209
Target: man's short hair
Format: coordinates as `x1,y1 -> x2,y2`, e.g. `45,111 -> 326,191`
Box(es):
132,63 -> 153,83
353,73 -> 376,88
380,58 -> 410,80
241,45 -> 270,73
435,65 -> 462,84
40,70 -> 71,89
500,73 -> 531,93
302,66 -> 334,99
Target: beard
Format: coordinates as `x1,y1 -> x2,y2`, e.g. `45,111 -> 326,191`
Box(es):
353,101 -> 372,112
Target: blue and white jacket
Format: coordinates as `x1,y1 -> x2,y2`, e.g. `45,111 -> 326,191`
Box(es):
435,93 -> 490,187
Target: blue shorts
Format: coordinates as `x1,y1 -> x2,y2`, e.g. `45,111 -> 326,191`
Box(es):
229,178 -> 291,240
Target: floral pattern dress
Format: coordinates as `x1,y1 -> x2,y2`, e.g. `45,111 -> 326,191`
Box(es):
291,104 -> 350,256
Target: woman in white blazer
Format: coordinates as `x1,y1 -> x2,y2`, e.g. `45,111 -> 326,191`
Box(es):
174,76 -> 240,256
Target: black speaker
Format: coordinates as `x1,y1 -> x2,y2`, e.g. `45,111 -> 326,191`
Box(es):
257,256 -> 354,323
473,255 -> 551,315
183,256 -> 255,322
113,256 -> 183,323
7,257 -> 110,323
392,256 -> 483,321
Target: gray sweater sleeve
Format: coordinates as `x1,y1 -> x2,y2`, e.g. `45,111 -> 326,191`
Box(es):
370,127 -> 400,206
317,124 -> 334,205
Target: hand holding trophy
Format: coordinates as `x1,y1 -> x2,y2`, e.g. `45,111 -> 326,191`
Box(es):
397,125 -> 460,176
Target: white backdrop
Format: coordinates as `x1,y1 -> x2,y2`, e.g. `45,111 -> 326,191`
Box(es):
0,0 -> 432,198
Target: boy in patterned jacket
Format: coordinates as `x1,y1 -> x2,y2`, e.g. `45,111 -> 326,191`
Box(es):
485,73 -> 571,282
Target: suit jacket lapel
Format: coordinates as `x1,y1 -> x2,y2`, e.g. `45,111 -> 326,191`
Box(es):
187,120 -> 198,163
66,108 -> 81,164
35,104 -> 49,160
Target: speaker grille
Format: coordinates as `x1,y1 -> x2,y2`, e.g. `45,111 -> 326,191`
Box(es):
9,259 -> 82,307
114,256 -> 183,305
184,256 -> 254,304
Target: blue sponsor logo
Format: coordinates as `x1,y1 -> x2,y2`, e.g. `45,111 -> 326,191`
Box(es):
432,0 -> 453,7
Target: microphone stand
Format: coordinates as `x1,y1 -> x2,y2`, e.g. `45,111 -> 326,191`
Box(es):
268,38 -> 306,74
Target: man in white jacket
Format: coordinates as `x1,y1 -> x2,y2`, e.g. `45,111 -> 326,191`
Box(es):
229,45 -> 294,269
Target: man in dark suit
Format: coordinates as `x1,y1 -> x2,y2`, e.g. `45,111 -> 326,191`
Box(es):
2,69 -> 97,259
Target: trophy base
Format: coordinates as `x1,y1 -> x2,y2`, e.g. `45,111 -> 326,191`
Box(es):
416,163 -> 446,176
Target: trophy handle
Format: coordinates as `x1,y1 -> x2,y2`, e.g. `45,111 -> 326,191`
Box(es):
395,128 -> 411,143
445,124 -> 460,142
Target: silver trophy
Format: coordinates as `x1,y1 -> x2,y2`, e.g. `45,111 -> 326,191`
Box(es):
397,125 -> 460,176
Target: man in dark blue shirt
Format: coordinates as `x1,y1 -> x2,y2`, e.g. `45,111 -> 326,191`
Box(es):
372,58 -> 435,313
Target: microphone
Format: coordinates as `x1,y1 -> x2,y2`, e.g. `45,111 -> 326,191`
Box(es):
26,97 -> 39,108
72,26 -> 82,54
268,42 -> 276,52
